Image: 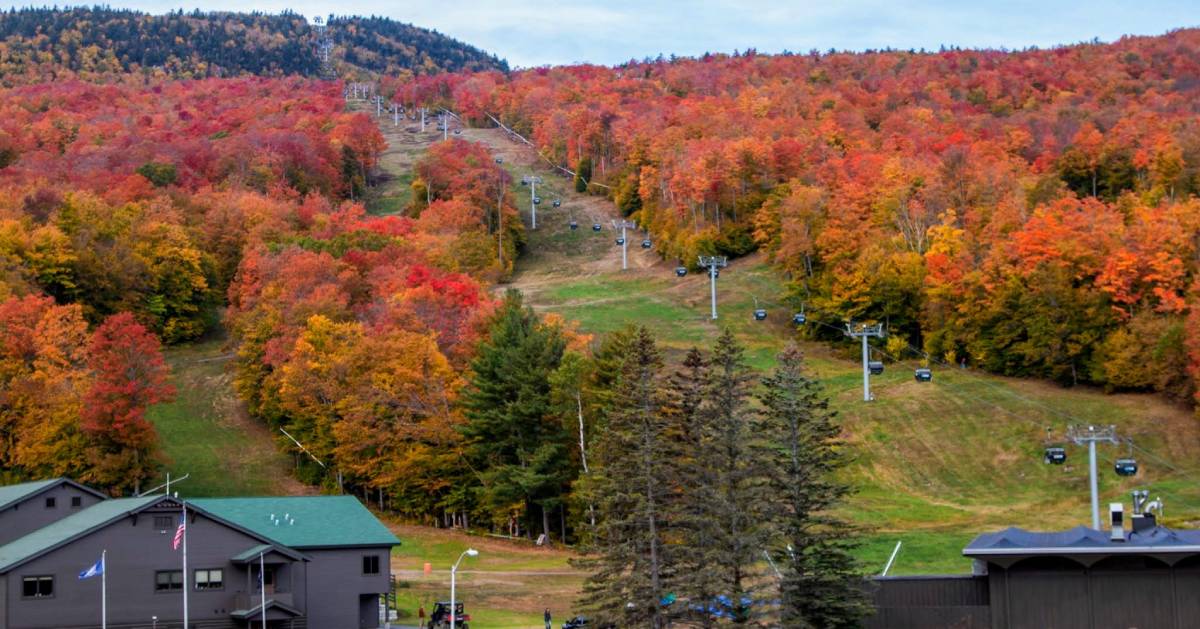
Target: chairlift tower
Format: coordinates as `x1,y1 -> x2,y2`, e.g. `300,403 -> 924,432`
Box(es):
1067,424 -> 1119,530
698,256 -> 728,319
611,220 -> 636,270
524,175 -> 543,229
845,322 -> 885,402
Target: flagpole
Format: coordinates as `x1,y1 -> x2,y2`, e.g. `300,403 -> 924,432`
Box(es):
182,502 -> 189,629
101,549 -> 107,629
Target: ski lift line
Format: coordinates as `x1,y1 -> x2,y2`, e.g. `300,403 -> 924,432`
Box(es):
799,315 -> 1200,513
815,319 -> 1199,487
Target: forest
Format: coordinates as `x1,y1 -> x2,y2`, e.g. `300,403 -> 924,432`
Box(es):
391,28 -> 1200,402
0,7 -> 506,86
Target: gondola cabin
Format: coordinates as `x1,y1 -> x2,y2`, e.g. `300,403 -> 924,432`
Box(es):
569,220 -> 578,230
533,197 -> 542,204
675,267 -> 688,277
616,238 -> 625,246
1115,458 -> 1138,476
753,309 -> 767,321
641,239 -> 652,248
914,368 -> 933,382
792,313 -> 807,325
553,200 -> 561,208
592,223 -> 602,231
1044,447 -> 1067,464
868,361 -> 884,375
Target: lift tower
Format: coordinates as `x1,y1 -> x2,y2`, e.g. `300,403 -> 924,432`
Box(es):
698,256 -> 728,320
1068,424 -> 1120,529
845,322 -> 885,402
612,220 -> 636,270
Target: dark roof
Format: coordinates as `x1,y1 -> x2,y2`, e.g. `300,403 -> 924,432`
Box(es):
964,525 -> 1200,557
0,478 -> 106,511
189,496 -> 400,549
0,496 -> 161,573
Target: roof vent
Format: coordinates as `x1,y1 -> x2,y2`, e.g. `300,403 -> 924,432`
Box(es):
1110,502 -> 1125,542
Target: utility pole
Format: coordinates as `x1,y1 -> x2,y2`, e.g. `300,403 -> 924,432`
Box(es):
523,175 -> 543,229
698,255 -> 728,319
845,322 -> 885,402
1068,424 -> 1119,529
612,219 -> 636,270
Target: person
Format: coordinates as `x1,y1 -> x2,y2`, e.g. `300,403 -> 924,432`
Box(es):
418,605 -> 425,624
544,608 -> 552,629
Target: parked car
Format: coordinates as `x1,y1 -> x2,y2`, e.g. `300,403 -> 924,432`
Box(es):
428,601 -> 469,629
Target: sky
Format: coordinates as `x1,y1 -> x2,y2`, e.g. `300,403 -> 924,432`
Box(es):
55,0 -> 1199,68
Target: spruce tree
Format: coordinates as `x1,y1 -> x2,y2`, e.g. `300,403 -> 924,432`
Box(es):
759,343 -> 871,628
578,326 -> 675,628
689,329 -> 776,624
663,347 -> 722,628
460,290 -> 570,539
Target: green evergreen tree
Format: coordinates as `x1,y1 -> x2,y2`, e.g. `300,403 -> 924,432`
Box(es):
575,157 -> 593,193
577,326 -> 675,628
760,343 -> 871,628
689,329 -> 775,624
663,347 -> 722,627
460,289 -> 570,539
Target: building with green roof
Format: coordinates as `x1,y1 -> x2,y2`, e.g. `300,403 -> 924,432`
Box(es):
0,478 -> 106,547
0,480 -> 399,629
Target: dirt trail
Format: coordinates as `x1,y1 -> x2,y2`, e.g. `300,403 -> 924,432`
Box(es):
457,126 -> 666,302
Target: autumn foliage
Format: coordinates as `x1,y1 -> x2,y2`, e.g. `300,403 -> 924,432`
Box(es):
408,29 -> 1200,400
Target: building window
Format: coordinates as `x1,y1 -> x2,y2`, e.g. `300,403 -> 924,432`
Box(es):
153,516 -> 173,531
155,570 -> 183,592
362,555 -> 380,575
44,497 -> 55,508
22,576 -> 53,598
195,568 -> 223,591
70,496 -> 82,507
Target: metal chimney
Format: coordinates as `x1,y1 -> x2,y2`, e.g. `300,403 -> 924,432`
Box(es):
1110,503 -> 1126,542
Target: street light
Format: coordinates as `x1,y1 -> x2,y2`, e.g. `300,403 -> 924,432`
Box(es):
450,548 -> 479,629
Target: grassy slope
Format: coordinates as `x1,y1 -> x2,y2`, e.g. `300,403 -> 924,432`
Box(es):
146,337 -> 301,497
460,125 -> 1200,576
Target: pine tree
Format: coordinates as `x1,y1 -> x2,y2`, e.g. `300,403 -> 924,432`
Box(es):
687,329 -> 775,624
663,347 -> 721,628
578,326 -> 675,628
759,343 -> 871,628
460,290 -> 570,539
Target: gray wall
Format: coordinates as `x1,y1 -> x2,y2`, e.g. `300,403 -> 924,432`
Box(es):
0,484 -> 105,547
865,575 -> 990,629
302,547 -> 390,629
3,505 -> 301,629
988,555 -> 1187,629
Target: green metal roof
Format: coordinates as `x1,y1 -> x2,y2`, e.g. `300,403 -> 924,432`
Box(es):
0,495 -> 161,573
0,479 -> 63,511
189,496 -> 400,549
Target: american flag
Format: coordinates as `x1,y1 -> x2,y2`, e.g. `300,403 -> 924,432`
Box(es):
172,513 -> 185,550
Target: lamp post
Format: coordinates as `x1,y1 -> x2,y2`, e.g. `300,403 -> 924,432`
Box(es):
450,549 -> 479,629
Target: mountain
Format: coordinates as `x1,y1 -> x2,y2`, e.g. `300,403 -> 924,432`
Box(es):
0,7 -> 507,85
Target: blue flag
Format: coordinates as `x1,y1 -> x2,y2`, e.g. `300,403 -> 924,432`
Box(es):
78,555 -> 104,580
